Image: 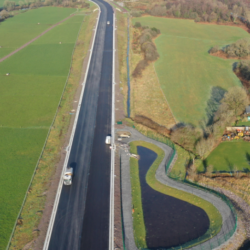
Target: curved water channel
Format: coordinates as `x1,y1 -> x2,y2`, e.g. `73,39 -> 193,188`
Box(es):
137,146 -> 210,249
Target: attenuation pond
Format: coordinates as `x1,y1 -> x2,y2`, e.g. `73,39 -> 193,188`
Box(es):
137,146 -> 210,249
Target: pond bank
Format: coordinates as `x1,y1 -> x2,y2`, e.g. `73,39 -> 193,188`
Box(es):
118,126 -> 236,250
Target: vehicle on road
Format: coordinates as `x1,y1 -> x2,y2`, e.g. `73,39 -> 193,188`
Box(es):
63,167 -> 73,185
107,21 -> 110,25
105,135 -> 111,144
119,133 -> 130,138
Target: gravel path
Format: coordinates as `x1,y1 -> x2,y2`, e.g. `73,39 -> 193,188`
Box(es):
118,126 -> 237,250
0,14 -> 75,63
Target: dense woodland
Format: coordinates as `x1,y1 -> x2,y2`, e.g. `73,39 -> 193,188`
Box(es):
122,0 -> 250,23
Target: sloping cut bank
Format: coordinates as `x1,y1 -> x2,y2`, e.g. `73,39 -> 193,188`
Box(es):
119,127 -> 236,250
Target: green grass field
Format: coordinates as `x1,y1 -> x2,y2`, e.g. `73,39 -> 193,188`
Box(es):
0,13 -> 84,249
198,140 -> 250,172
132,17 -> 250,125
0,7 -> 77,59
236,120 -> 250,126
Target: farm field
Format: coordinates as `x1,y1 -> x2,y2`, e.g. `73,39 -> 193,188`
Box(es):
0,13 -> 84,249
0,7 -> 77,59
198,140 -> 250,172
132,17 -> 250,126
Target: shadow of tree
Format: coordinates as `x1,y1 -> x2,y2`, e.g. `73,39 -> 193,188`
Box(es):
225,157 -> 234,172
245,152 -> 250,166
202,159 -> 208,172
205,86 -> 226,126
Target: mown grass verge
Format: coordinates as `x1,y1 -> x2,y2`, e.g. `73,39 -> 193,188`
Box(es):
7,6 -> 97,250
129,142 -> 147,249
116,10 -> 128,116
130,140 -> 222,249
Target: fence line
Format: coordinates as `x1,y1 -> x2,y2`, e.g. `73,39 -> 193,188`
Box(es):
127,131 -> 237,250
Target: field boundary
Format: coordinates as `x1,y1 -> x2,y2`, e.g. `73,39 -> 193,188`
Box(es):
42,1 -> 101,249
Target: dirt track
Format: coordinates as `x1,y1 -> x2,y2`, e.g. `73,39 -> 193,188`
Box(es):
0,13 -> 75,63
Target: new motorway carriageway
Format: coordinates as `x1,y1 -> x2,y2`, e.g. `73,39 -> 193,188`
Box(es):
43,0 -> 114,249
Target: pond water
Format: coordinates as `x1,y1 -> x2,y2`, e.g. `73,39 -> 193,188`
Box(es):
137,146 -> 210,249
239,240 -> 250,250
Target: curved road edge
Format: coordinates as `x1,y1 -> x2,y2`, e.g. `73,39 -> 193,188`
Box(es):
118,126 -> 237,250
42,3 -> 101,249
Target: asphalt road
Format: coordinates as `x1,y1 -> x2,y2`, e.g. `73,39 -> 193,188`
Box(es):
48,1 -> 113,249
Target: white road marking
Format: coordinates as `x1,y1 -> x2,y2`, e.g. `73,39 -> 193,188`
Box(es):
42,2 -> 101,250
109,10 -> 116,250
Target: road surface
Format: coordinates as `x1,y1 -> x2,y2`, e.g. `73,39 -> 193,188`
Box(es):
48,0 -> 113,249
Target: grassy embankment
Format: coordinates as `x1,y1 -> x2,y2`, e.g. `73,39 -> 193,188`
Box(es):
129,140 -> 222,249
129,25 -> 176,128
116,10 -> 129,115
0,7 -> 79,59
0,5 -> 96,249
132,17 -> 250,126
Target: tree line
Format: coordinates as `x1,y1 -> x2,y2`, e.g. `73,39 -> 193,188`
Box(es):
132,22 -> 160,77
210,38 -> 250,89
0,0 -> 89,21
210,38 -> 250,58
128,0 -> 248,23
171,86 -> 249,160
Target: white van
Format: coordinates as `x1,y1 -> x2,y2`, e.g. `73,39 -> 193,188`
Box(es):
107,21 -> 110,25
105,136 -> 111,144
63,167 -> 73,185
